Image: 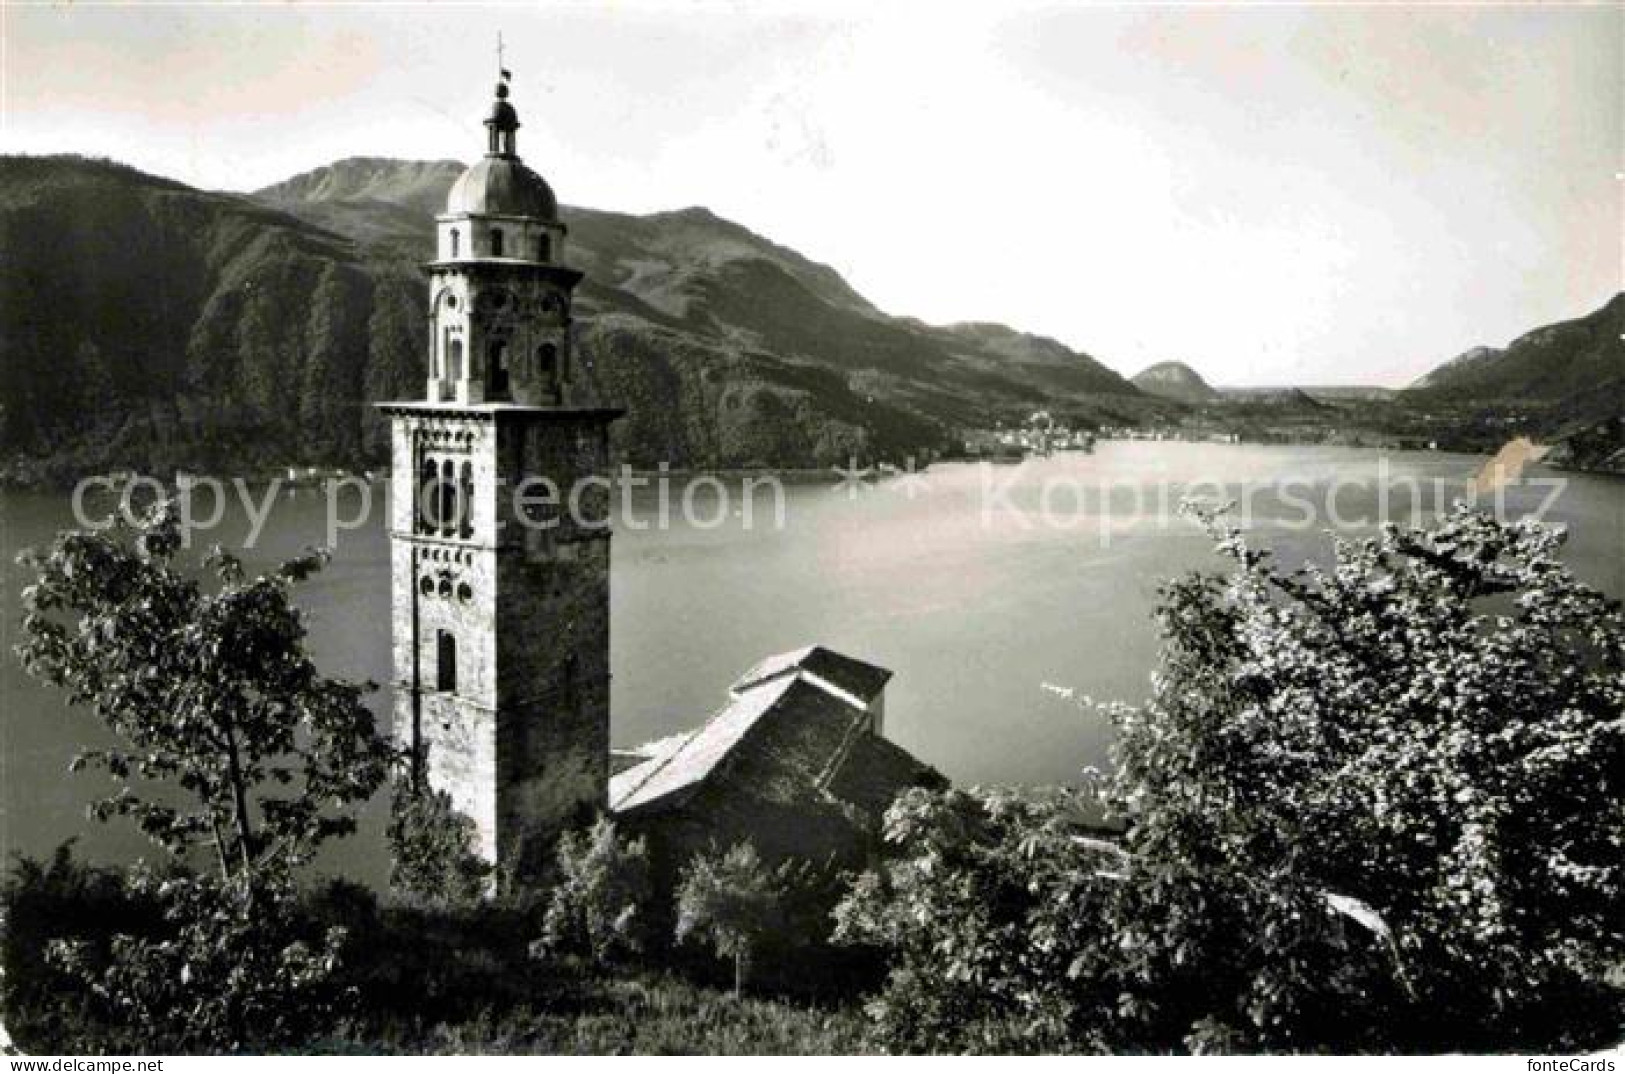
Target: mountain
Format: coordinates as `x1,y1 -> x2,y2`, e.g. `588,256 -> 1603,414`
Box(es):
1217,387 -> 1329,409
1299,386 -> 1397,404
1405,294 -> 1624,402
1402,294 -> 1625,472
1131,361 -> 1219,403
0,155 -> 422,483
0,154 -> 1143,484
1131,361 -> 1386,410
256,159 -> 1142,432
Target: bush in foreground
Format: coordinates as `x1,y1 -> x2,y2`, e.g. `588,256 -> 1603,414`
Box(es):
839,504 -> 1625,1053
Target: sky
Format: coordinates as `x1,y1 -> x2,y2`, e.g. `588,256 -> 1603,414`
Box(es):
2,1 -> 1619,387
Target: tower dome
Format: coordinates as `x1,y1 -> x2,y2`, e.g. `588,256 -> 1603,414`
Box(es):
445,79 -> 558,220
445,158 -> 558,219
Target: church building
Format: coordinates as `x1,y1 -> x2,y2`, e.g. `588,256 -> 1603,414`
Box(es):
382,68 -> 941,881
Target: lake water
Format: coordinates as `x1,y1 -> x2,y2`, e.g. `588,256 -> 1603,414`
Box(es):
3,442 -> 1621,885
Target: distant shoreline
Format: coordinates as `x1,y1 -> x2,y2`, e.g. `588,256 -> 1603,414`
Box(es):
7,441 -> 1624,496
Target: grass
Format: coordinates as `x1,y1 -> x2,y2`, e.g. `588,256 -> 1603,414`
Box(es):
2,856 -> 877,1056
309,969 -> 871,1055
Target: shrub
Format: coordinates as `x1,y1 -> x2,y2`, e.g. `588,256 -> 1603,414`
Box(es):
539,817 -> 653,964
832,787 -> 1119,1053
386,768 -> 491,905
0,847 -> 158,1053
47,870 -> 351,1052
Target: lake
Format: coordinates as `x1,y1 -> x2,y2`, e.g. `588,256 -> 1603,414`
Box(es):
3,442 -> 1621,885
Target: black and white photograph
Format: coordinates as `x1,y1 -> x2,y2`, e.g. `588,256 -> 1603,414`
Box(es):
0,0 -> 1621,1059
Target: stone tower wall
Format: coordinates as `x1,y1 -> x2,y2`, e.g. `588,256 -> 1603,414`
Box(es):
386,407 -> 617,872
492,413 -> 615,871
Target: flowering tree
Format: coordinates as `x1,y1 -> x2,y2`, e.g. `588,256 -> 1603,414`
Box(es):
838,504 -> 1625,1052
1105,502 -> 1624,1050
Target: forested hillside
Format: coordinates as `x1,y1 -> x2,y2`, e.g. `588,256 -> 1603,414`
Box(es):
1406,293 -> 1623,402
0,154 -> 1142,484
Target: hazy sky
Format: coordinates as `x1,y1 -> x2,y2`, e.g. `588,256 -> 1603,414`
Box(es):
3,1 -> 1619,386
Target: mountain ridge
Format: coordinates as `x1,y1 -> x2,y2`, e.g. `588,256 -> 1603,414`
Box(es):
0,153 -> 1145,485
1404,294 -> 1623,401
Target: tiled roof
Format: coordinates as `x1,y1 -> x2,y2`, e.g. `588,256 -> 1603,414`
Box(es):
824,731 -> 947,819
730,644 -> 893,703
609,676 -> 802,815
610,646 -> 911,820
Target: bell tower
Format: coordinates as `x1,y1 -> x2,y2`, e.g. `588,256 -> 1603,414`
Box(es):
381,68 -> 620,876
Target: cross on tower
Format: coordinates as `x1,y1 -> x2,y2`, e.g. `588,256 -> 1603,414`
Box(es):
497,32 -> 511,82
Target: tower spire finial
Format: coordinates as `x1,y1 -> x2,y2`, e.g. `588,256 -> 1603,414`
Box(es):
497,32 -> 510,83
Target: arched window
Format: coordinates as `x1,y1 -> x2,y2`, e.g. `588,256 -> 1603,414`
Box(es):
488,341 -> 510,398
538,343 -> 557,376
537,233 -> 551,262
436,631 -> 457,692
459,461 -> 474,539
490,227 -> 504,257
417,457 -> 437,534
439,459 -> 457,538
449,228 -> 460,258
448,339 -> 464,381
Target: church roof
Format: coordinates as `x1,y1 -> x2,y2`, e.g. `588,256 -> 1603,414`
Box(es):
730,644 -> 892,703
610,675 -> 806,815
445,155 -> 558,220
609,646 -> 906,818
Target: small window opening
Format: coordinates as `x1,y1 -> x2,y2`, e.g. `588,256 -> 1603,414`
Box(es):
417,457 -> 437,534
436,631 -> 457,692
439,459 -> 457,537
489,341 -> 510,398
459,461 -> 474,538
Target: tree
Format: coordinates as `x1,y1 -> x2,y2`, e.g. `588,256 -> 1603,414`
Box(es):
15,499 -> 393,887
538,816 -> 652,963
13,501 -> 395,1049
837,504 -> 1625,1053
675,842 -> 781,996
